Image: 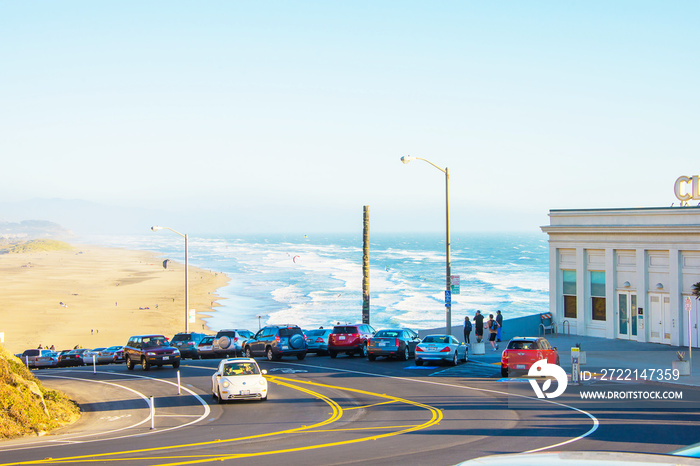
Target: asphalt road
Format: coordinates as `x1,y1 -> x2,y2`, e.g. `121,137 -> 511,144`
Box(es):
1,354 -> 698,465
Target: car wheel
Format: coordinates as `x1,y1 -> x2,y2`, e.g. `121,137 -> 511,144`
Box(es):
452,352 -> 458,366
556,355 -> 561,366
501,367 -> 509,377
361,343 -> 368,357
296,351 -> 306,360
415,359 -> 423,366
173,360 -> 180,369
217,387 -> 224,404
329,350 -> 337,359
266,347 -> 274,361
368,353 -> 376,361
245,347 -> 252,358
141,356 -> 150,371
400,347 -> 409,361
261,394 -> 268,402
125,356 -> 134,371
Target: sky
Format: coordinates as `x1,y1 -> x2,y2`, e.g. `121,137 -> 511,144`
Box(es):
1,1 -> 698,235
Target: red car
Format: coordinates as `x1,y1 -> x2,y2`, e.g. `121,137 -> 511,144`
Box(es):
328,324 -> 375,358
500,337 -> 560,377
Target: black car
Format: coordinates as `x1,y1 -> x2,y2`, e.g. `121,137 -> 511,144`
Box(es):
57,349 -> 89,367
124,335 -> 181,371
243,325 -> 307,361
367,328 -> 421,361
170,332 -> 207,359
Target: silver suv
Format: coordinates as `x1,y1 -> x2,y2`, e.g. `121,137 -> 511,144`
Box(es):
213,329 -> 255,358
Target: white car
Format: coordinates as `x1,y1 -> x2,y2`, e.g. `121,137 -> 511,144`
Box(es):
415,334 -> 468,366
211,358 -> 268,403
82,348 -> 107,365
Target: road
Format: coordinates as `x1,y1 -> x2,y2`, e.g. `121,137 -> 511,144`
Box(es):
1,354 -> 698,465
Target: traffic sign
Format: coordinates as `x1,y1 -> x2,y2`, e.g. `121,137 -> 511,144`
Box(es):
445,290 -> 452,307
451,275 -> 460,294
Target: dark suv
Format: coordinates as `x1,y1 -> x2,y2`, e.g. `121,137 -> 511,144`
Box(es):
328,324 -> 376,358
243,325 -> 307,361
170,332 -> 207,359
124,335 -> 181,371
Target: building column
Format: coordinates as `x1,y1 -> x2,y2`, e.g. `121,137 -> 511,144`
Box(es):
576,247 -> 586,336
670,248 -> 681,346
636,248 -> 647,343
606,248 -> 615,339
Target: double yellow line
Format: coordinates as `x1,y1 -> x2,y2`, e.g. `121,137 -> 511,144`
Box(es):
3,376 -> 442,465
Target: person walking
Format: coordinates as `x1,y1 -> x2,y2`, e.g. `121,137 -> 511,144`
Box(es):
496,310 -> 503,342
474,310 -> 484,343
487,314 -> 500,351
463,315 -> 472,344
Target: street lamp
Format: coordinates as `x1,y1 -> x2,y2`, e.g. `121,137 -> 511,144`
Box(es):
400,155 -> 452,336
151,225 -> 189,333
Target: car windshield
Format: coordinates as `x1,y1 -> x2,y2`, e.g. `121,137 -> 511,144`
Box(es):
171,334 -> 192,342
279,328 -> 302,337
306,329 -> 326,337
143,337 -> 168,348
333,326 -> 358,334
375,330 -> 400,338
422,336 -> 449,344
222,362 -> 260,376
200,337 -> 214,344
508,341 -> 537,350
105,346 -> 121,351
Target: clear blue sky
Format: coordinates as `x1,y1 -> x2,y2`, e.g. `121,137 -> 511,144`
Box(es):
1,1 -> 698,234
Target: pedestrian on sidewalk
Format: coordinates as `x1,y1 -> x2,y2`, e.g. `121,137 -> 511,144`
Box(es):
474,310 -> 484,343
496,310 -> 503,342
463,315 -> 472,344
487,314 -> 500,351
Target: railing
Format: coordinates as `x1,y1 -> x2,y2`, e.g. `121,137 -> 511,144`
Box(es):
539,322 -> 557,337
562,320 -> 571,335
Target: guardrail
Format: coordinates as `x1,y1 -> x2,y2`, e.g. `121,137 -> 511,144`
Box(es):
562,320 -> 571,335
539,322 -> 557,337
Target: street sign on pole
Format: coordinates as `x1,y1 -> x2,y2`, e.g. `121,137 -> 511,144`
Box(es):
188,309 -> 196,324
445,290 -> 452,307
450,275 -> 460,294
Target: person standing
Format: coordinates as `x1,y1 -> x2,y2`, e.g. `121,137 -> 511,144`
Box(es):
487,314 -> 500,351
463,315 -> 472,344
474,310 -> 484,343
496,310 -> 503,342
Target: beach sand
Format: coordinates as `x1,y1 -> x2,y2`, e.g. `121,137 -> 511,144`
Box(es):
0,244 -> 229,354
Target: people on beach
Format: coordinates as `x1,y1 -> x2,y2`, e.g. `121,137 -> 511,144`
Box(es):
474,310 -> 484,343
487,314 -> 500,351
496,310 -> 503,342
463,315 -> 472,344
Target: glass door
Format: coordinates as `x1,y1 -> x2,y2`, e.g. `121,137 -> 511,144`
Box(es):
617,292 -> 638,340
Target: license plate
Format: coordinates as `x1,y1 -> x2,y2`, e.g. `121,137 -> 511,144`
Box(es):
240,390 -> 250,395
339,336 -> 346,340
516,364 -> 526,369
163,356 -> 169,360
427,346 -> 437,351
282,345 -> 288,350
379,342 -> 388,346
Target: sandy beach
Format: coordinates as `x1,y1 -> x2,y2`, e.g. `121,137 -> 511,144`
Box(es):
0,243 -> 229,354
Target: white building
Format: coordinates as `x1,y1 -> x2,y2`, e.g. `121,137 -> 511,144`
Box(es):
541,206 -> 700,348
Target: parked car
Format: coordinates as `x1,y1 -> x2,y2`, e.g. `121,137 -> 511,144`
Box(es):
213,329 -> 255,358
243,325 -> 307,361
101,345 -> 125,363
328,324 -> 376,358
124,335 -> 181,371
304,329 -> 332,355
211,358 -> 268,403
170,332 -> 207,359
58,349 -> 89,367
82,348 -> 107,365
500,336 -> 560,377
415,334 -> 468,366
367,328 -> 421,361
197,336 -> 216,359
20,349 -> 54,368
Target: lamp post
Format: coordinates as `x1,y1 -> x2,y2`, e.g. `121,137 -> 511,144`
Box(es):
151,225 -> 189,333
400,155 -> 452,336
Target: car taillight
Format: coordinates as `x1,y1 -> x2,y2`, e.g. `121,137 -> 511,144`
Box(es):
440,347 -> 451,352
234,337 -> 238,342
395,338 -> 399,346
275,335 -> 280,342
416,346 -> 424,352
315,337 -> 324,343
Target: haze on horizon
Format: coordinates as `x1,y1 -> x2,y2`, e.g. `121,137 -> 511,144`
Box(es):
1,1 -> 698,236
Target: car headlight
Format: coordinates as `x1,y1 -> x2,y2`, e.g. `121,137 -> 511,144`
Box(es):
172,349 -> 180,355
222,381 -> 230,388
146,352 -> 156,356
259,379 -> 266,386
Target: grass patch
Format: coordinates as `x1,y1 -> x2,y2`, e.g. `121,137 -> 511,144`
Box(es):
0,240 -> 73,254
0,345 -> 80,438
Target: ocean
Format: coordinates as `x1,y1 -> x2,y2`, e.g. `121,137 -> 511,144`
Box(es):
88,232 -> 550,333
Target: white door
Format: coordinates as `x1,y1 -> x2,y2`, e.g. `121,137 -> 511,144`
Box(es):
682,295 -> 700,349
617,292 -> 638,341
649,294 -> 671,344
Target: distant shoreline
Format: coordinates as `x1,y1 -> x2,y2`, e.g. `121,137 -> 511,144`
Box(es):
0,242 -> 229,353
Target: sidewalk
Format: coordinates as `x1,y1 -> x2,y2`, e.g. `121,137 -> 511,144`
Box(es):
467,333 -> 700,387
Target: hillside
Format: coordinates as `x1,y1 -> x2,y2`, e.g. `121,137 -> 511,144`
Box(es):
0,345 -> 80,438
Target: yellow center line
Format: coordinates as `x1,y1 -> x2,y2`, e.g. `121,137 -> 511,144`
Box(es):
2,375 -> 442,466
